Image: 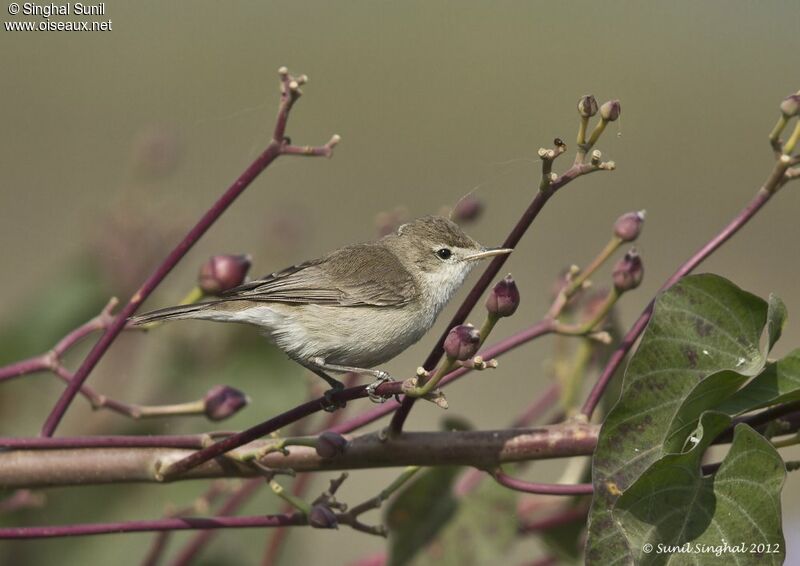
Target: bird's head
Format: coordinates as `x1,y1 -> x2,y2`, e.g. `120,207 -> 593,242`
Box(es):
385,216 -> 512,309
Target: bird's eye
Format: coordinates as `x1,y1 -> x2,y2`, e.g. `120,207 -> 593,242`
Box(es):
436,248 -> 452,260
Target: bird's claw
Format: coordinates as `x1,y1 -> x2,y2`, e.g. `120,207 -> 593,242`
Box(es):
322,385 -> 346,412
366,372 -> 394,404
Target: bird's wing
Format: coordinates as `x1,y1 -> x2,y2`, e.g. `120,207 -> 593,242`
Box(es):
220,244 -> 419,307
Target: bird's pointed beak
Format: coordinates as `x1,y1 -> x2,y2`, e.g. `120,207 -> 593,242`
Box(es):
464,247 -> 514,261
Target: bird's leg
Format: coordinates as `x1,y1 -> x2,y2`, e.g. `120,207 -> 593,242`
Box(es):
308,357 -> 394,404
303,360 -> 346,412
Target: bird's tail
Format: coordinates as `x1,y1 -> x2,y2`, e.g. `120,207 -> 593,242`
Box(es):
130,302 -> 213,326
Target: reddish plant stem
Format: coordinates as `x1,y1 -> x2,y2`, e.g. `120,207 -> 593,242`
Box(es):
0,299 -> 116,382
455,384 -> 561,496
170,478 -> 264,566
580,185 -> 779,418
260,384 -> 352,566
162,319 -> 555,478
261,474 -> 313,566
41,143 -> 280,437
41,70 -> 335,437
0,435 -> 207,449
492,469 -> 593,495
141,481 -> 229,566
334,319 -> 556,435
0,301 -> 219,422
0,512 -> 305,540
160,386 -> 380,479
167,379 -> 355,566
390,162 -> 598,434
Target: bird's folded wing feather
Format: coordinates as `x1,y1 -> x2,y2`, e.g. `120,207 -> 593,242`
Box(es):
220,244 -> 419,307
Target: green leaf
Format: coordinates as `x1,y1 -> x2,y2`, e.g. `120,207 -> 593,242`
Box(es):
407,481 -> 518,566
716,349 -> 800,415
766,294 -> 787,353
386,466 -> 518,566
386,466 -> 461,566
587,275 -> 775,564
614,416 -> 785,566
540,501 -> 590,563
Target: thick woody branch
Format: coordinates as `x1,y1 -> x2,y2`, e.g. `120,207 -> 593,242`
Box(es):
0,424 -> 599,489
153,319 -> 555,479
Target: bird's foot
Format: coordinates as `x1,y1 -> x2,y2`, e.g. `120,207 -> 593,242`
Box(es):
322,383 -> 347,413
366,371 -> 394,404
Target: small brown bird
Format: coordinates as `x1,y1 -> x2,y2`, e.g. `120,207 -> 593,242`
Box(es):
133,216 -> 511,404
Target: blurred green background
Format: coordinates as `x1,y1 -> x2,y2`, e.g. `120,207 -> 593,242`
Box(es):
1,1 -> 799,564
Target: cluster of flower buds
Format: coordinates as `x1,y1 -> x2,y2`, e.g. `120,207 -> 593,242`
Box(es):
444,324 -> 481,361
613,210 -> 646,242
452,194 -> 484,224
612,250 -> 644,293
203,385 -> 249,421
486,274 -> 520,318
316,431 -> 349,458
198,254 -> 252,295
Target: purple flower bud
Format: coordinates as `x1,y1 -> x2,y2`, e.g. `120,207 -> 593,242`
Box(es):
600,100 -> 621,122
204,385 -> 249,421
316,432 -> 348,458
780,94 -> 800,117
486,275 -> 520,317
198,254 -> 252,295
612,250 -> 644,293
443,324 -> 481,361
452,194 -> 484,224
613,210 -> 645,242
578,95 -> 599,118
308,504 -> 338,529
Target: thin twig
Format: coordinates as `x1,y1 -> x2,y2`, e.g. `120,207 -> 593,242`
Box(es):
40,67 -> 339,437
581,154 -> 793,418
390,157 -> 610,434
158,319 -> 557,479
0,513 -> 307,540
141,481 -> 230,566
491,469 -> 593,495
169,479 -> 263,566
